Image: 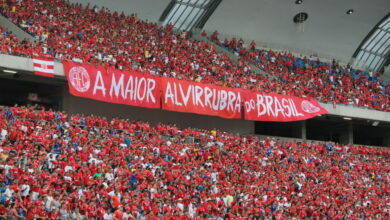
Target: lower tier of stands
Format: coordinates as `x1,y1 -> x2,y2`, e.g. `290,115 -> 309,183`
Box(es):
0,105 -> 389,219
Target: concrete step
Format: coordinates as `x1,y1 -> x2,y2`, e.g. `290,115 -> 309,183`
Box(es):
0,14 -> 36,42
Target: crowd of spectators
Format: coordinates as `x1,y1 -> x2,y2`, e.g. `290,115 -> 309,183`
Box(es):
209,32 -> 390,111
0,0 -> 253,82
0,105 -> 389,219
0,0 -> 389,112
0,25 -> 34,57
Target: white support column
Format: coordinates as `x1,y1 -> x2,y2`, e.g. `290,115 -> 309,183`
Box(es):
301,120 -> 307,141
348,121 -> 354,145
384,131 -> 390,147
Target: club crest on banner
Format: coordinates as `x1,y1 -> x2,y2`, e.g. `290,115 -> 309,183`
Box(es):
41,63 -> 48,70
69,66 -> 91,93
301,100 -> 320,113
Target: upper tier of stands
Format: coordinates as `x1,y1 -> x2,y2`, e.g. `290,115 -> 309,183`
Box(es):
0,105 -> 389,219
209,32 -> 390,111
0,0 -> 388,112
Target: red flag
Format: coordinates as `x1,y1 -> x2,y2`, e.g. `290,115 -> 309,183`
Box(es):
33,56 -> 55,77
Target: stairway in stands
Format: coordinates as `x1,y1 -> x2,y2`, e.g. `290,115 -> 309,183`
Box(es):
0,15 -> 36,42
192,31 -> 277,80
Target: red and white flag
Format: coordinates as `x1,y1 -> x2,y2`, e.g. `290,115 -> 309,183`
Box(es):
33,56 -> 55,77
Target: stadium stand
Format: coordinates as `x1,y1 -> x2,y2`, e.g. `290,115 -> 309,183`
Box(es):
0,0 -> 389,219
0,105 -> 389,219
0,0 -> 254,81
209,33 -> 390,111
0,0 -> 388,112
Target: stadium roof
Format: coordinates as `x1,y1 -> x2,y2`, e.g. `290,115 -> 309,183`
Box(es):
353,14 -> 390,72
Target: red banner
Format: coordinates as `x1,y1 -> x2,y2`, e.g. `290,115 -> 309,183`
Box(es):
161,78 -> 242,119
63,61 -> 160,109
63,61 -> 329,121
243,91 -> 328,121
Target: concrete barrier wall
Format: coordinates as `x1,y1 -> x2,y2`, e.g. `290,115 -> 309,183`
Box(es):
383,65 -> 390,81
321,103 -> 390,122
62,91 -> 255,134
